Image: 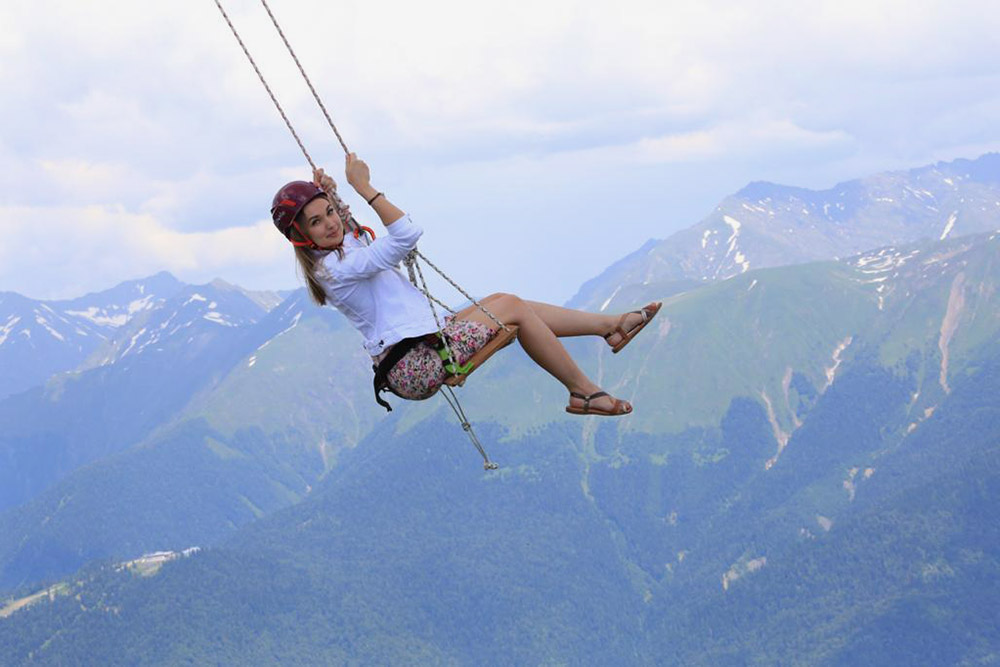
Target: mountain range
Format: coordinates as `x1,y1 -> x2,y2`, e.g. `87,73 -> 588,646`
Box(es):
569,152 -> 1000,309
1,153 -> 999,664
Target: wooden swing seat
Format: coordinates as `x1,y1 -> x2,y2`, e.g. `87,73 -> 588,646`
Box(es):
443,325 -> 519,387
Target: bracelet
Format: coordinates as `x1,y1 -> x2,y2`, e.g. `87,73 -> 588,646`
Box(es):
367,192 -> 383,205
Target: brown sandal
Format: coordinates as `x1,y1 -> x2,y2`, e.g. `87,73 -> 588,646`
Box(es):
565,391 -> 632,416
604,302 -> 662,354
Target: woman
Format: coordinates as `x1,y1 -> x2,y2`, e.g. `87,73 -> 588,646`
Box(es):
271,153 -> 660,416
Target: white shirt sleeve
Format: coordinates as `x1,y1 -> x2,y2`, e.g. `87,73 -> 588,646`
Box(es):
324,214 -> 423,282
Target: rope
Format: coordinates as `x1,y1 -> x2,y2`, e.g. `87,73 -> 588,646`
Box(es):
213,0 -> 318,170
258,0 -> 351,156
408,249 -> 499,471
407,250 -> 511,333
212,0 -> 360,236
236,0 -> 509,332
410,251 -> 459,373
441,387 -> 499,470
214,0 -> 504,469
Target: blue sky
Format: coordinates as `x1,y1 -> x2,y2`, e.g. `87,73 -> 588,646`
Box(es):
2,0 -> 999,303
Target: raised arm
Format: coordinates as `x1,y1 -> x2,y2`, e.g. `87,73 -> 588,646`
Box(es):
345,153 -> 405,226
313,154 -> 424,281
313,153 -> 405,227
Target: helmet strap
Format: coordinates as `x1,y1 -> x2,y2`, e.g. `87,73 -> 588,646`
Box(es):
289,219 -> 321,250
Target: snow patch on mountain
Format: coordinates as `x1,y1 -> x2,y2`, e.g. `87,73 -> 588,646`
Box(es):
851,247 -> 925,309
600,286 -> 622,312
129,296 -> 154,314
64,296 -> 156,330
253,311 -> 304,357
0,316 -> 22,345
203,312 -> 235,327
34,315 -> 66,341
718,215 -> 750,276
120,329 -> 148,358
940,212 -> 958,240
64,307 -> 129,328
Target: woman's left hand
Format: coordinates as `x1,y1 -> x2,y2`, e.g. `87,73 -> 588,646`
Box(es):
313,167 -> 337,193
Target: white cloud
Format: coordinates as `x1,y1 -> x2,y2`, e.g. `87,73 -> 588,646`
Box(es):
0,204 -> 292,300
2,0 -> 1000,302
634,118 -> 855,164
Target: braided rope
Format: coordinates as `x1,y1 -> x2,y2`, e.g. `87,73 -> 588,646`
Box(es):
410,254 -> 459,371
409,250 -> 511,332
212,0 -> 363,237
259,0 -> 351,156
252,0 -> 510,332
441,387 -> 499,470
215,0 -> 503,468
408,253 -> 499,471
213,0 -> 316,171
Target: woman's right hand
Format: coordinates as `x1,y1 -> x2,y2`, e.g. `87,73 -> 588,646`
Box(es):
313,167 -> 337,194
345,153 -> 372,194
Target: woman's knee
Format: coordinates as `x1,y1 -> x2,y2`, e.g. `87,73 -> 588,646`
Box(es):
484,293 -> 527,319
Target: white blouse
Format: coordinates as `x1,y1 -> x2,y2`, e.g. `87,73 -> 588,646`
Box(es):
315,214 -> 440,357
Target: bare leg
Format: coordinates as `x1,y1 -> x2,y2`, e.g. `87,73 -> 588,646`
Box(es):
522,300 -> 654,348
521,301 -> 617,337
458,295 -> 643,340
453,293 -> 631,414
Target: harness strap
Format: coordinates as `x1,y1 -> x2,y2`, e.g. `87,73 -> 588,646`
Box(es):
371,334 -> 438,411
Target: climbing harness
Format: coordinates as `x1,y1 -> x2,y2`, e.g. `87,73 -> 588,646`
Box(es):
214,0 -> 516,470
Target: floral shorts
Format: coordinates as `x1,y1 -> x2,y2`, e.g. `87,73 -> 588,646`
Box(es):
386,318 -> 496,400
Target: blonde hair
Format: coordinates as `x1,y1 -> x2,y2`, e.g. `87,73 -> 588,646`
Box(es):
287,222 -> 342,306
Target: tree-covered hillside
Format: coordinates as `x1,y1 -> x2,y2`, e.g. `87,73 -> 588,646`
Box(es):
1,233 -> 999,664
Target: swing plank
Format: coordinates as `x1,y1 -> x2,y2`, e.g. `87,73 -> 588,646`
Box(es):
444,325 -> 519,387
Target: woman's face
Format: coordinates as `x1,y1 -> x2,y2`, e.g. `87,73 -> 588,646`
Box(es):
301,196 -> 344,249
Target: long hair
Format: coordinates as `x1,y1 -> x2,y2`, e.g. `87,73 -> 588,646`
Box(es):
287,222 -> 343,306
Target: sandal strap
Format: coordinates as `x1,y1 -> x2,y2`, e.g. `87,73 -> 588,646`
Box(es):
603,305 -> 655,341
604,313 -> 630,341
569,390 -> 609,412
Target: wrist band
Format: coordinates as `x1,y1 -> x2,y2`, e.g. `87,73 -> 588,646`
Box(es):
367,192 -> 383,205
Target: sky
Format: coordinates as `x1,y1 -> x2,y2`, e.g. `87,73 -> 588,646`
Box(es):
2,0 -> 1000,304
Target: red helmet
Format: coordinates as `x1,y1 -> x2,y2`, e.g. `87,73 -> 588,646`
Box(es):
271,181 -> 328,246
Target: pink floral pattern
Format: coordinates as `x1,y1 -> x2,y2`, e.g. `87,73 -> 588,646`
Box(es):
386,318 -> 496,400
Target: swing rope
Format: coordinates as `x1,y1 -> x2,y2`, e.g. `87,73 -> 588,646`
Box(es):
212,0 -> 355,229
214,0 -> 505,470
252,0 -> 510,336
257,0 -> 350,157
212,0 -> 318,171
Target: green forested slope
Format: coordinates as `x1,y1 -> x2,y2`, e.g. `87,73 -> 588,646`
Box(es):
1,234 -> 999,664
